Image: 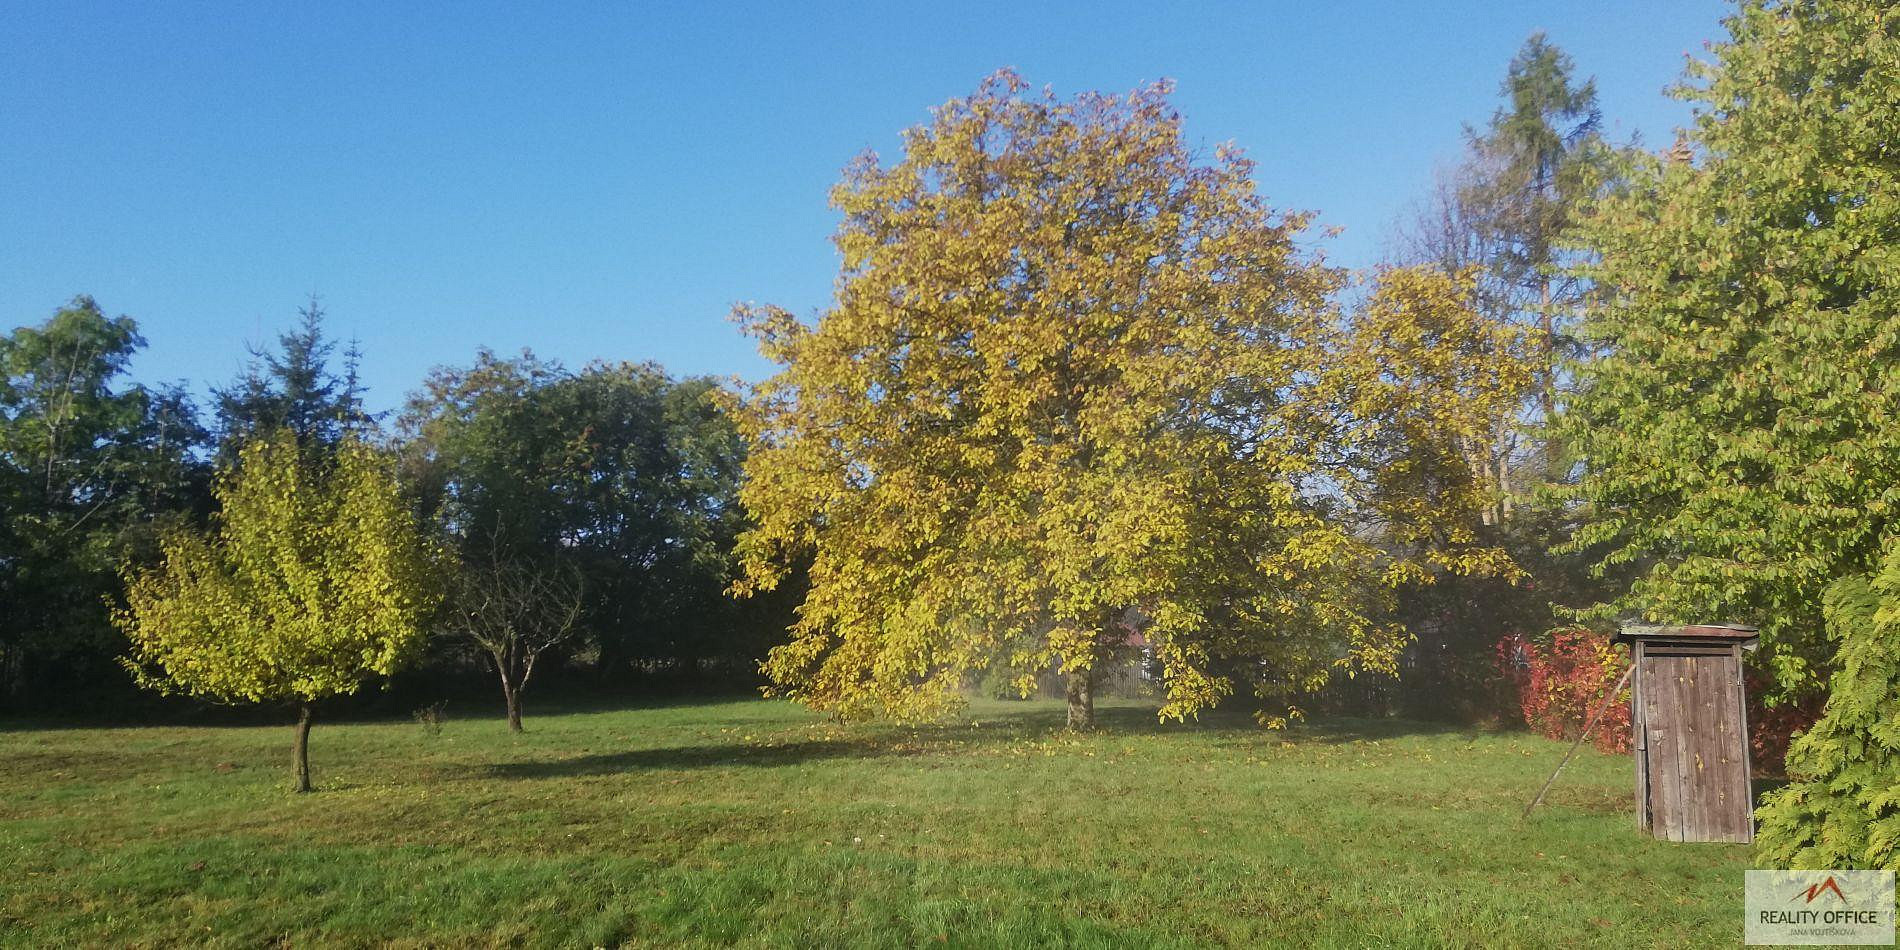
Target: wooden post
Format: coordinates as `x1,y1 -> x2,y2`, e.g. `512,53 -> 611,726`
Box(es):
1524,664 -> 1635,819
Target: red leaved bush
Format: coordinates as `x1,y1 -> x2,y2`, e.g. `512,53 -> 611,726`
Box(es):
1497,631 -> 1821,769
1496,629 -> 1630,754
1745,672 -> 1823,777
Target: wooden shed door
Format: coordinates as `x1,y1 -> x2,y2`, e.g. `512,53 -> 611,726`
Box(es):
1638,649 -> 1752,842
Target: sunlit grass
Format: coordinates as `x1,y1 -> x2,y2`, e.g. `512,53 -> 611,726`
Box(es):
2,698 -> 1749,947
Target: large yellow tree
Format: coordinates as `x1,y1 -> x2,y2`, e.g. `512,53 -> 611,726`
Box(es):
731,72 -> 1525,728
118,429 -> 442,791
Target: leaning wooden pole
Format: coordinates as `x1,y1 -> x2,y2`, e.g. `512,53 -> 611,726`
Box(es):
1522,663 -> 1636,820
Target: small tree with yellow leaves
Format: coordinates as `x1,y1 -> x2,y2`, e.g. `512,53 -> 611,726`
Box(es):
730,71 -> 1528,729
118,429 -> 442,791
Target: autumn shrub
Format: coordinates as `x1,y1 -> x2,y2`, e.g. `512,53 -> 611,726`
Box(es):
1496,629 -> 1629,753
1746,674 -> 1823,778
1498,629 -> 1819,770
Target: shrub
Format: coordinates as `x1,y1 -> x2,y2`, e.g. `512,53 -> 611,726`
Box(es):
1756,572 -> 1900,871
1498,629 -> 1821,772
1496,629 -> 1629,753
412,701 -> 448,736
1746,674 -> 1823,778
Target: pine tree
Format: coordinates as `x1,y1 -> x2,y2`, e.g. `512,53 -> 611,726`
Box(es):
214,298 -> 372,459
1398,33 -> 1607,514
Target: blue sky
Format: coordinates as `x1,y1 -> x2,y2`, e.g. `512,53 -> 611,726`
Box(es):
2,1 -> 1731,412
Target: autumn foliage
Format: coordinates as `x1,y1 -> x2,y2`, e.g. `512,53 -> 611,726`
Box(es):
117,430 -> 443,790
729,71 -> 1528,728
1496,629 -> 1630,754
1496,627 -> 1821,767
1746,674 -> 1823,777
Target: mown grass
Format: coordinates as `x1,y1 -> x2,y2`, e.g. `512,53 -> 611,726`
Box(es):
2,697 -> 1749,947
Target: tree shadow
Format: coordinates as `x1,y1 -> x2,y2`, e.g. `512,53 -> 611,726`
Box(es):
961,703 -> 1194,736
482,737 -> 892,779
479,704 -> 1480,781
481,706 -> 1162,780
999,703 -> 1487,744
1280,717 -> 1492,745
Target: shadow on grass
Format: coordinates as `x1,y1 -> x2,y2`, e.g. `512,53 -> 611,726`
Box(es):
480,703 -> 1480,781
0,686 -> 768,733
1280,717 -> 1495,745
483,738 -> 890,778
483,706 -> 1162,780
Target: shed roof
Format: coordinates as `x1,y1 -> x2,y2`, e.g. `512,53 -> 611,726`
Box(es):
1611,622 -> 1759,645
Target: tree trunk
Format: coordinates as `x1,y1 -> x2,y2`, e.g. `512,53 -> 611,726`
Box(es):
1065,668 -> 1095,730
1497,449 -> 1515,521
490,648 -> 528,733
503,680 -> 523,733
292,702 -> 314,793
1,646 -> 23,712
1538,280 -> 1556,417
1537,279 -> 1562,482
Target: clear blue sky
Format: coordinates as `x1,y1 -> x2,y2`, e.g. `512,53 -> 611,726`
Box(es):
2,1 -> 1731,412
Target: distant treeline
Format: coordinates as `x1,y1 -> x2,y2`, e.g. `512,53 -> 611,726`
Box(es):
0,297 -> 797,719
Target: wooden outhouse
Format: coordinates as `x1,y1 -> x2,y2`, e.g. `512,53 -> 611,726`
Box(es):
1613,623 -> 1759,843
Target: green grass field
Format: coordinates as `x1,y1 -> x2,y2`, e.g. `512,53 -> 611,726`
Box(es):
2,698 -> 1751,947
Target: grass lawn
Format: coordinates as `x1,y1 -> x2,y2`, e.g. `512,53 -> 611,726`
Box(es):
2,697 -> 1751,947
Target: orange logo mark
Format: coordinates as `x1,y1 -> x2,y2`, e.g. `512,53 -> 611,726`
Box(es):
1792,876 -> 1848,904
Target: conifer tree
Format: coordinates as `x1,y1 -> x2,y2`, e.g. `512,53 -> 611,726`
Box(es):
214,298 -> 372,460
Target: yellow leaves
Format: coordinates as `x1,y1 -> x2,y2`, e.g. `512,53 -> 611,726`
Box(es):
731,74 -> 1531,725
117,430 -> 442,706
1331,266 -> 1534,440
1380,561 -> 1431,588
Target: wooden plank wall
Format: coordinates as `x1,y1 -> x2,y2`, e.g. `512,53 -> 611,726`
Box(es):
1632,641 -> 1648,832
1635,643 -> 1752,843
1706,650 -> 1751,841
1643,653 -> 1683,840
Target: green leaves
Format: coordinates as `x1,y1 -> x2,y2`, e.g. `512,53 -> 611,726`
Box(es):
397,351 -> 759,675
0,297 -> 206,705
1564,0 -> 1900,702
1757,559 -> 1900,870
117,430 -> 442,705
